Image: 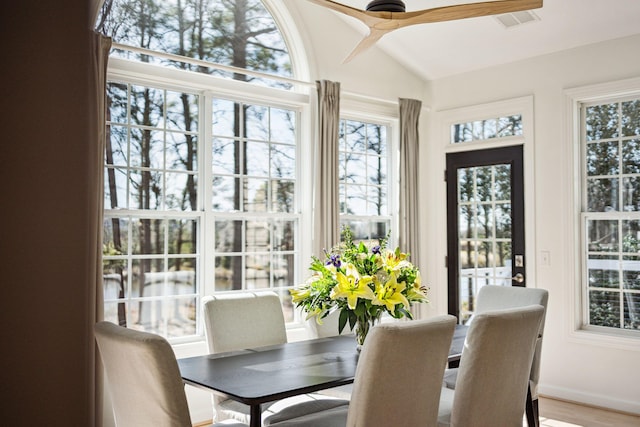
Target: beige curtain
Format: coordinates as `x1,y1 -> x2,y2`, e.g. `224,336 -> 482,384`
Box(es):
313,80 -> 341,256
398,98 -> 422,264
89,31 -> 111,427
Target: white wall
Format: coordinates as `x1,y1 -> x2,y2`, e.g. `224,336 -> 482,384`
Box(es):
422,34 -> 640,414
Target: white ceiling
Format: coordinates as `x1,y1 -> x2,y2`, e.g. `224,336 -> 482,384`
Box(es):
319,0 -> 640,80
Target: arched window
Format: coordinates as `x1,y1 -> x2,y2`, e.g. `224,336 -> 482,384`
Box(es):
97,0 -> 311,340
96,0 -> 294,88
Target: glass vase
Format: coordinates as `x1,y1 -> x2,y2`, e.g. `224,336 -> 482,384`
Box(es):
355,312 -> 381,351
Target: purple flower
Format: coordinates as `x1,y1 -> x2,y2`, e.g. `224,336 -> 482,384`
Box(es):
372,245 -> 381,255
327,254 -> 341,268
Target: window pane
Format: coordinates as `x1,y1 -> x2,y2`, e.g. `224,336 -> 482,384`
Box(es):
167,133 -> 197,172
168,219 -> 197,254
623,292 -> 640,329
106,125 -> 128,166
368,123 -> 386,152
212,175 -> 239,211
586,141 -> 619,176
104,167 -> 127,209
495,203 -> 512,238
215,220 -> 243,252
621,100 -> 640,137
272,144 -> 295,179
166,91 -> 198,132
212,99 -> 236,137
272,180 -> 294,213
451,114 -> 522,143
166,173 -> 197,211
103,217 -> 130,254
622,177 -> 640,212
272,254 -> 294,287
215,255 -> 242,291
246,254 -> 269,289
271,108 -> 296,144
246,141 -> 270,176
623,260 -> 640,291
245,220 -> 270,252
130,170 -> 162,210
246,104 -> 269,141
107,82 -> 128,124
587,219 -> 619,252
587,178 -> 619,212
273,220 -> 295,251
132,219 -> 165,255
213,138 -> 237,174
622,139 -> 640,174
131,85 -> 164,128
367,186 -> 387,215
586,103 -> 619,141
589,290 -> 620,328
244,178 -> 269,212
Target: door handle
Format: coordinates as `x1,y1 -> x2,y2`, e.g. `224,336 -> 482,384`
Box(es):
512,273 -> 524,283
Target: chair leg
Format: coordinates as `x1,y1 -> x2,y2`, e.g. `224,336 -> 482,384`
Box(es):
525,386 -> 539,427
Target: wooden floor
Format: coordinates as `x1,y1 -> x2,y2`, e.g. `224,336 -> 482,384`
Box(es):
194,396 -> 640,426
539,396 -> 640,427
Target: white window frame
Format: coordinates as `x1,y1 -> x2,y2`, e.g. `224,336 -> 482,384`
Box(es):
338,96 -> 400,246
565,76 -> 640,350
105,58 -> 312,343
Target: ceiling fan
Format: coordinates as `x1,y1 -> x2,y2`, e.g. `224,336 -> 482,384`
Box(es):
306,0 -> 543,62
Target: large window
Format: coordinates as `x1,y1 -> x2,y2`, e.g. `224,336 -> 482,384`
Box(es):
102,76 -> 303,339
338,117 -> 392,242
581,95 -> 640,332
99,0 -> 304,340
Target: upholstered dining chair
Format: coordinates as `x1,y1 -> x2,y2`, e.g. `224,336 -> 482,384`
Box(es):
443,285 -> 549,427
94,321 -> 247,427
202,291 -> 320,423
263,315 -> 457,427
437,305 -> 545,427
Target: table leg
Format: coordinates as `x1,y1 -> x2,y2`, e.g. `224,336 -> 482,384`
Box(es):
250,404 -> 262,427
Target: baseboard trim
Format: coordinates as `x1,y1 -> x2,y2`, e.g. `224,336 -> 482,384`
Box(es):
539,385 -> 640,415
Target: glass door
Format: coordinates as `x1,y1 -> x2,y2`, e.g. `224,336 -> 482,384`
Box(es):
446,146 -> 525,322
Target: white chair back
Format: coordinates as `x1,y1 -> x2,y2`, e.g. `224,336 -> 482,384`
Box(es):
94,321 -> 193,427
264,315 -> 457,427
347,315 -> 457,427
202,291 -> 287,354
202,291 -> 288,422
440,305 -> 544,426
472,285 -> 549,390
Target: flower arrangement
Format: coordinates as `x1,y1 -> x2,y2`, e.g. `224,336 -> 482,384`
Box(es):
290,227 -> 429,347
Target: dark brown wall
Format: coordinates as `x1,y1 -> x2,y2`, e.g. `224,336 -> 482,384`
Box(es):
0,1 -> 95,425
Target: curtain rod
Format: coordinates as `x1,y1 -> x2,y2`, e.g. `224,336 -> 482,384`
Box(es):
111,42 -> 401,106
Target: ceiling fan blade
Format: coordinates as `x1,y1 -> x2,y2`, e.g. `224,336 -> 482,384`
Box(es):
306,0 -> 392,28
395,0 -> 543,28
307,0 -> 543,62
305,0 -> 370,20
342,28 -> 388,63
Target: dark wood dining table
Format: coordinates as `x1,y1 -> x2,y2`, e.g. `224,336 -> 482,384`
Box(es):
178,324 -> 467,427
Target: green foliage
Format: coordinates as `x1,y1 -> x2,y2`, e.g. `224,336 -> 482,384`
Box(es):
290,226 -> 428,335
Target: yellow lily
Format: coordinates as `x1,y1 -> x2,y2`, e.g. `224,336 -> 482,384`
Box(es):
406,270 -> 428,302
382,249 -> 410,272
374,272 -> 410,311
331,270 -> 375,309
290,286 -> 311,303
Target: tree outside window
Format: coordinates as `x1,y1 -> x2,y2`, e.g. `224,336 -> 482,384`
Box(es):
583,98 -> 640,331
98,0 -> 297,338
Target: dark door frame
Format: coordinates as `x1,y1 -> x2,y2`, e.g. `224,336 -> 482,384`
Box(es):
445,145 -> 525,318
